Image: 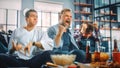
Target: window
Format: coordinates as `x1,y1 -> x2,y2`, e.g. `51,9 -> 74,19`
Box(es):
34,1 -> 63,31
51,13 -> 59,26
42,12 -> 51,27
0,9 -> 20,33
0,0 -> 21,33
0,9 -> 6,32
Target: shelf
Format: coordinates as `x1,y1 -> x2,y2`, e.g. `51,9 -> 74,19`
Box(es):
74,28 -> 80,30
74,11 -> 92,15
100,13 -> 117,16
74,2 -> 92,7
74,19 -> 92,23
100,28 -> 120,30
94,1 -> 120,40
74,0 -> 93,34
100,20 -> 117,23
94,2 -> 120,10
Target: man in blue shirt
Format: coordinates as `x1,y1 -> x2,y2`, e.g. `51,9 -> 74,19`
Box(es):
47,8 -> 86,63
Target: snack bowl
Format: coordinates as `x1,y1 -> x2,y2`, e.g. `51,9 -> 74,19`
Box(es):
51,54 -> 76,66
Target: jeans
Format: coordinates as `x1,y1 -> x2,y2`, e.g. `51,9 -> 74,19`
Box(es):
70,49 -> 86,63
0,50 -> 52,68
0,42 -> 8,53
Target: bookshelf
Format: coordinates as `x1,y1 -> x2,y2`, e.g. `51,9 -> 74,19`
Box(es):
94,0 -> 120,58
73,0 -> 93,30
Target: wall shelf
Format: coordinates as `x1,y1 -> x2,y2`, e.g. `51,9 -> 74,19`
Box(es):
94,0 -> 120,54
74,2 -> 92,7
74,19 -> 92,23
100,28 -> 120,30
73,0 -> 93,30
74,11 -> 92,15
100,20 -> 117,23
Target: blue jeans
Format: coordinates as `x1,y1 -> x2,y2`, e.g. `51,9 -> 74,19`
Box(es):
0,42 -> 8,53
70,49 -> 86,63
0,50 -> 52,68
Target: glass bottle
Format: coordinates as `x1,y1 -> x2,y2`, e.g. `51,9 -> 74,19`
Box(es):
112,39 -> 119,64
94,40 -> 100,62
112,39 -> 119,52
85,41 -> 91,63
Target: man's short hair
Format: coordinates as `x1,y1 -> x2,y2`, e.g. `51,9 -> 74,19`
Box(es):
60,8 -> 71,15
25,9 -> 37,18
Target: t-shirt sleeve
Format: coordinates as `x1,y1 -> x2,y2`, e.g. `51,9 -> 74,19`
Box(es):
38,31 -> 54,50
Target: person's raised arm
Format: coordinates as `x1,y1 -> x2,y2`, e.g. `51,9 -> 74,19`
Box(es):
54,24 -> 67,47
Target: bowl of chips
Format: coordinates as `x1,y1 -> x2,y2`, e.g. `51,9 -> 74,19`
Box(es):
51,54 -> 76,66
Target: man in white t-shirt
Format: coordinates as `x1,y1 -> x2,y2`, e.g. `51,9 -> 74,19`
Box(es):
0,9 -> 53,68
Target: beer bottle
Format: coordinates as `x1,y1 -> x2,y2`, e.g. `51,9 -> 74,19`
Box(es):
113,39 -> 119,52
85,41 -> 91,63
94,40 -> 100,62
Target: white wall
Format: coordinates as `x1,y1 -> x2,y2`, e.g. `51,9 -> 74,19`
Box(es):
0,0 -> 21,10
